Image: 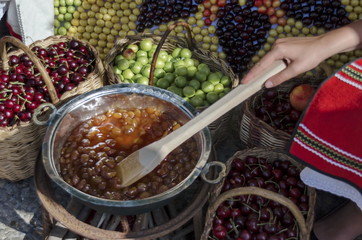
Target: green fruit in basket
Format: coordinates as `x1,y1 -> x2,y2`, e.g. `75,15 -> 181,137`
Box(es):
115,55 -> 124,64
184,58 -> 195,67
187,66 -> 197,78
195,89 -> 206,100
183,86 -> 196,98
164,73 -> 175,83
163,62 -> 174,73
220,75 -> 231,87
123,69 -> 134,80
155,59 -> 165,69
54,0 -> 60,7
136,76 -> 149,85
65,0 -> 74,5
117,74 -> 124,81
141,65 -> 151,78
215,71 -> 224,79
189,79 -> 201,90
123,48 -> 136,60
180,48 -> 192,59
224,87 -> 231,94
139,39 -> 153,52
127,44 -> 139,53
113,66 -> 122,75
158,50 -> 169,62
201,81 -> 214,93
172,48 -> 182,58
136,56 -> 148,66
59,0 -> 66,6
131,62 -> 143,74
175,76 -> 187,88
132,74 -> 143,81
156,78 -> 170,89
167,85 -> 182,96
136,50 -> 148,58
175,66 -> 188,77
174,60 -> 185,68
154,68 -> 165,78
116,59 -> 130,71
207,72 -> 221,85
206,92 -> 219,104
198,63 -> 210,76
195,71 -> 207,82
190,96 -> 203,107
214,83 -> 225,94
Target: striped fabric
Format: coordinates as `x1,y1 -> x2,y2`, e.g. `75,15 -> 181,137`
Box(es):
289,58 -> 362,193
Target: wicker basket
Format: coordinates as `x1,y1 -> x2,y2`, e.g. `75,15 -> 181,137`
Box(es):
201,148 -> 316,240
0,36 -> 105,181
238,65 -> 332,150
104,22 -> 239,138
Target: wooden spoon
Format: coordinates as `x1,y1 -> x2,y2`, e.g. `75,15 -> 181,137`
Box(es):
116,60 -> 287,187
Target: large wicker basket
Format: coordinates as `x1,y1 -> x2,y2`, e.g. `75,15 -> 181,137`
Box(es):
0,36 -> 105,181
104,22 -> 239,139
238,65 -> 332,150
201,148 -> 316,240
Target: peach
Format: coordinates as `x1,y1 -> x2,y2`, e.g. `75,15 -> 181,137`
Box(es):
289,84 -> 316,111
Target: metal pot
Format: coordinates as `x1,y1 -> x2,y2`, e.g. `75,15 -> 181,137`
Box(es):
37,84 -> 225,215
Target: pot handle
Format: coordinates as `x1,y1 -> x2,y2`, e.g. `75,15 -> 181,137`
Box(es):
201,161 -> 227,184
32,103 -> 57,126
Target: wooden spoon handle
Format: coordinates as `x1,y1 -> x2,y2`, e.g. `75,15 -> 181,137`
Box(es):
155,60 -> 287,153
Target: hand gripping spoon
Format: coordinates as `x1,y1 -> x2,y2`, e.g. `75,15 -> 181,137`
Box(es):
116,60 -> 287,187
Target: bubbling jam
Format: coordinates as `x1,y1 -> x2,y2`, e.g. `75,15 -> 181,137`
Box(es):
59,107 -> 199,201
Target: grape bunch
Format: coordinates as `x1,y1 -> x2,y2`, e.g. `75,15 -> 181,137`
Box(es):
253,87 -> 302,134
211,155 -> 309,239
0,40 -> 96,127
136,0 -> 199,32
215,1 -> 272,74
282,0 -> 351,31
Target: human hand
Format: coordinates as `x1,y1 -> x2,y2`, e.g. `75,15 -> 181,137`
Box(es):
242,36 -> 327,88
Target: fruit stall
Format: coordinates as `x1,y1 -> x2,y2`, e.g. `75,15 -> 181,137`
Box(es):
0,0 -> 361,239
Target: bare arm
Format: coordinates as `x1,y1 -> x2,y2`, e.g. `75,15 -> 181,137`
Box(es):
242,20 -> 362,88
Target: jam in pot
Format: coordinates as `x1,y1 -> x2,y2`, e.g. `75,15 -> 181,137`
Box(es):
59,107 -> 199,201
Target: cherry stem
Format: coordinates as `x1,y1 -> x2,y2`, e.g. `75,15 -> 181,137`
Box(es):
229,218 -> 239,236
265,179 -> 280,191
241,202 -> 258,213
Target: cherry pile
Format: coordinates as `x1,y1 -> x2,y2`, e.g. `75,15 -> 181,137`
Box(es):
0,40 -> 95,127
282,0 -> 350,30
215,1 -> 271,74
253,88 -> 301,134
136,0 -> 198,32
211,155 -> 309,239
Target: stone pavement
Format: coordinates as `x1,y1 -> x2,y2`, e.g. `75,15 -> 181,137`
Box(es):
0,178 -> 43,240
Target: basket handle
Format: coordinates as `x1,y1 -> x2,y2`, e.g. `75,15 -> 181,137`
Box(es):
205,186 -> 309,240
149,21 -> 195,86
0,36 -> 59,104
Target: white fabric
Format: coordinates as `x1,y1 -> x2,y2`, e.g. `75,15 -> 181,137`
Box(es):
0,1 -> 10,20
7,0 -> 53,45
301,167 -> 362,210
